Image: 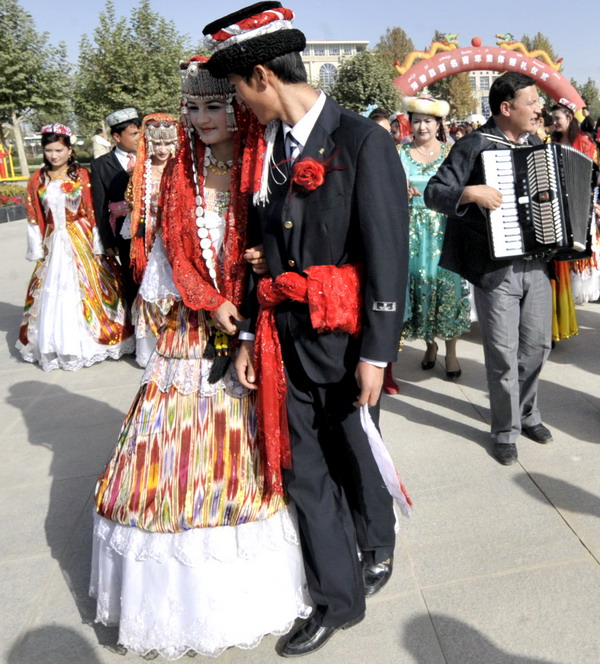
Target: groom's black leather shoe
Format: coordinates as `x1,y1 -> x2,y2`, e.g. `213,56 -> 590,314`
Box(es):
363,556 -> 394,597
277,614 -> 364,657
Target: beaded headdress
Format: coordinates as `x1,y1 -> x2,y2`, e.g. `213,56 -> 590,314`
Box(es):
180,56 -> 237,131
41,123 -> 72,137
202,2 -> 306,78
144,118 -> 178,157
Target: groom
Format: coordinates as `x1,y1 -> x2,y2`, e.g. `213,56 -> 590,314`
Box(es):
205,2 -> 409,656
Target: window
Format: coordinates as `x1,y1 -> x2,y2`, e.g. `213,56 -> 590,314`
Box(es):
314,46 -> 325,56
319,63 -> 337,91
329,45 -> 340,56
470,76 -> 476,91
480,76 -> 490,91
302,46 -> 311,56
342,45 -> 352,55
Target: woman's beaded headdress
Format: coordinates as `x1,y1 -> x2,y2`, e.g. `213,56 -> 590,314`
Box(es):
180,56 -> 237,131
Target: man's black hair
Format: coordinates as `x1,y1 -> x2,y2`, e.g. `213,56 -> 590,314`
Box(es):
110,118 -> 142,136
489,72 -> 536,116
232,51 -> 307,84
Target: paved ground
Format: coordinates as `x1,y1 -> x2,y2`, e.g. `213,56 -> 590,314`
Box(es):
1,218 -> 599,664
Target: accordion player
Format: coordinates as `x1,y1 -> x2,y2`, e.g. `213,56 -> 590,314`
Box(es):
481,143 -> 595,260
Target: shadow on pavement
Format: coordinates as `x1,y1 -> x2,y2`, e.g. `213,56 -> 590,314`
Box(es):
382,379 -> 491,453
7,380 -> 126,654
513,472 -> 600,518
403,613 -> 560,664
0,301 -> 25,361
7,625 -> 104,664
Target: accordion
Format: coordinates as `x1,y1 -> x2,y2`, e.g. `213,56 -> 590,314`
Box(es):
481,143 -> 595,260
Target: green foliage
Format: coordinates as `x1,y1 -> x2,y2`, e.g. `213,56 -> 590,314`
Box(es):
448,74 -> 477,119
74,0 -> 193,129
329,51 -> 400,114
0,0 -> 72,122
375,27 -> 414,67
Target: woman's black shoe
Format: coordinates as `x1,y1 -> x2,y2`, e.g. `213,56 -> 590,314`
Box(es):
445,359 -> 462,380
421,342 -> 438,370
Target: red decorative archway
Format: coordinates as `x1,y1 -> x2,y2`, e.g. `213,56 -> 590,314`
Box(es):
394,41 -> 584,118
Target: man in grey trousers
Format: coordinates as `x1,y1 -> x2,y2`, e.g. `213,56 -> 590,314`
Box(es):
425,72 -> 553,465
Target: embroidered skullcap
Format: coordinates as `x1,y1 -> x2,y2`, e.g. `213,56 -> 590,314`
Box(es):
41,123 -> 72,137
403,97 -> 450,119
105,107 -> 139,129
180,56 -> 235,100
203,2 -> 306,78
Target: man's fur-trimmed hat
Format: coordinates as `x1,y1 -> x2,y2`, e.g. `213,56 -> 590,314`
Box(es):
203,2 -> 306,78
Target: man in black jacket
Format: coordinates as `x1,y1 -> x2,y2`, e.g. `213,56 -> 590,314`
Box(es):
205,2 -> 409,657
425,72 -> 553,466
91,108 -> 141,306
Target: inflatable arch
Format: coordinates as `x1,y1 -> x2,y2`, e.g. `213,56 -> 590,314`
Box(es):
394,37 -> 585,121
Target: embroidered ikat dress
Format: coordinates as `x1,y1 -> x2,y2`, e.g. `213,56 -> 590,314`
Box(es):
399,143 -> 471,341
17,168 -> 133,371
91,187 -> 311,660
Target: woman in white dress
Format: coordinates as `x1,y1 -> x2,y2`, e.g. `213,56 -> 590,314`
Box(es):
90,58 -> 311,660
17,124 -> 133,371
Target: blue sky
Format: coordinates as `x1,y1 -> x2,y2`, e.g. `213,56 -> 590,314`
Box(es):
22,0 -> 600,84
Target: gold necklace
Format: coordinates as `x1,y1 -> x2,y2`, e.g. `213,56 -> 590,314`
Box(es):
207,152 -> 233,176
48,166 -> 69,180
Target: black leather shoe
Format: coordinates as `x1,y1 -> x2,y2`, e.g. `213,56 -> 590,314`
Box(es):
421,342 -> 438,370
363,556 -> 393,597
494,443 -> 518,465
522,423 -> 553,444
277,614 -> 364,658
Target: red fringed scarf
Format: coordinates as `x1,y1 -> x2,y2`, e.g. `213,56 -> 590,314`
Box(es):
161,110 -> 255,312
254,265 -> 363,496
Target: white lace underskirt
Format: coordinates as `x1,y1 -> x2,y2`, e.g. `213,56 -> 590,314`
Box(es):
90,508 -> 313,660
571,264 -> 600,304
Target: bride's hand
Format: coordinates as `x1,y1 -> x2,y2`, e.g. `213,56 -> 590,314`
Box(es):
212,300 -> 243,335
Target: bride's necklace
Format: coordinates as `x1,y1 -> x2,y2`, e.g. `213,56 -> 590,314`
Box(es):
48,165 -> 69,181
413,142 -> 438,157
189,133 -> 220,289
207,152 -> 233,176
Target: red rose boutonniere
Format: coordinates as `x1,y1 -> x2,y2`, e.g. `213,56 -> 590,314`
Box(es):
291,157 -> 326,192
61,180 -> 81,195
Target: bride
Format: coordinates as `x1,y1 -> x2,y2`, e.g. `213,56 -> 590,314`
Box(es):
90,57 -> 311,659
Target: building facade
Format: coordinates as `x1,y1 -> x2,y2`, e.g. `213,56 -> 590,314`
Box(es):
469,69 -> 501,118
301,40 -> 370,91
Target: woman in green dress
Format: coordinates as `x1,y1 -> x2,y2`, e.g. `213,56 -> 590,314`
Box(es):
399,97 -> 471,378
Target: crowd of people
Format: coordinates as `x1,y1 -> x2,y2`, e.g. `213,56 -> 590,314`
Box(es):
13,1 -> 600,660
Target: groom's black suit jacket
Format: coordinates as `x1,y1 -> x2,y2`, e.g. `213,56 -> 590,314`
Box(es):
249,96 -> 410,384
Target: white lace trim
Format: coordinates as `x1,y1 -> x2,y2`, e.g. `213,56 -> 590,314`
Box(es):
90,508 -> 313,660
137,236 -> 181,304
16,338 -> 134,372
93,508 -> 299,566
141,352 -> 250,398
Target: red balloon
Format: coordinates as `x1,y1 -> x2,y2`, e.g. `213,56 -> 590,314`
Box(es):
471,37 -> 482,47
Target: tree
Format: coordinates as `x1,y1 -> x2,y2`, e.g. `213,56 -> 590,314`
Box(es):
74,0 -> 192,131
329,51 -> 400,114
375,27 -> 414,68
0,0 -> 72,176
448,72 -> 477,119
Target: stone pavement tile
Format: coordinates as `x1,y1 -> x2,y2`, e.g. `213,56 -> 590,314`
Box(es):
404,471 -> 588,588
235,591 -> 445,664
0,556 -> 57,662
420,559 -> 600,664
3,416 -> 125,487
0,475 -> 95,562
511,461 -> 600,561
